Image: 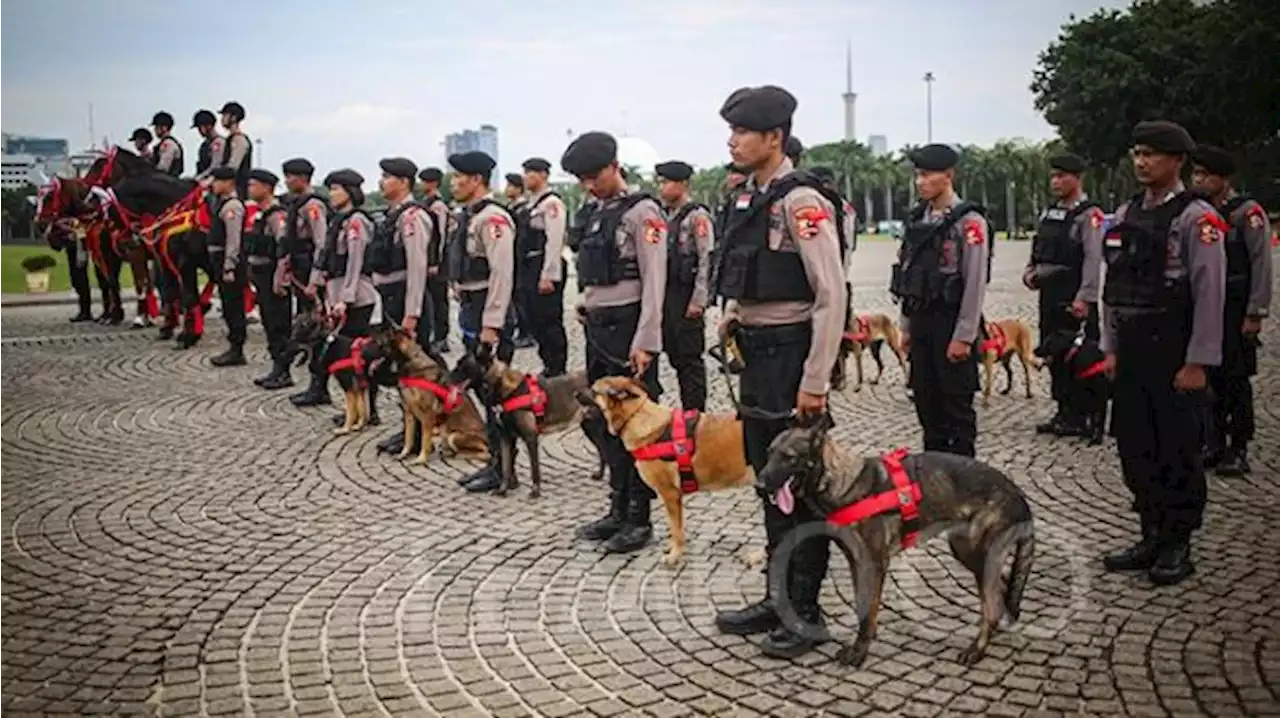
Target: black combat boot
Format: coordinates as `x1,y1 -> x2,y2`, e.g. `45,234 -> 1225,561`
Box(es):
70,310 -> 93,323
1215,442 -> 1248,477
715,561 -> 780,636
254,361 -> 279,387
156,325 -> 175,340
602,495 -> 653,554
211,344 -> 247,367
463,417 -> 505,490
1148,537 -> 1194,586
1036,406 -> 1069,435
759,609 -> 828,659
1102,523 -> 1162,572
290,373 -> 331,407
430,339 -> 451,355
261,360 -> 295,390
578,487 -> 629,541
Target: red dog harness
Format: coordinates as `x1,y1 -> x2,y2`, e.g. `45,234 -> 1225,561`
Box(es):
631,409 -> 700,494
399,377 -> 465,413
843,315 -> 871,344
1065,346 -> 1108,379
328,337 -> 371,385
980,323 -> 1007,356
826,448 -> 923,549
499,376 -> 548,423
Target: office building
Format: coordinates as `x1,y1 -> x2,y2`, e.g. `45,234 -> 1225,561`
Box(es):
444,125 -> 499,171
3,134 -> 69,159
868,135 -> 889,157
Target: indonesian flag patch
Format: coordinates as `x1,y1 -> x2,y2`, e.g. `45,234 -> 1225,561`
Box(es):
793,206 -> 829,239
643,218 -> 665,244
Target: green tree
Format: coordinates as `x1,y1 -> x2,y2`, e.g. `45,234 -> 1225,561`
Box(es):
2,186 -> 38,242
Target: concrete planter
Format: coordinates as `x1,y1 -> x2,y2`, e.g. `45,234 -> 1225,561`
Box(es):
24,270 -> 51,293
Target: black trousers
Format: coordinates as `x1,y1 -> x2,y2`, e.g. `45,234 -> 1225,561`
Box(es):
291,254 -> 319,316
66,243 -> 91,315
182,237 -> 213,314
738,322 -> 830,616
428,275 -> 450,342
1111,310 -> 1207,542
154,258 -> 180,324
514,264 -> 537,340
213,257 -> 247,347
1038,278 -> 1099,407
908,309 -> 978,457
460,289 -> 518,469
586,303 -> 660,508
251,264 -> 292,362
376,280 -> 431,348
518,263 -> 569,376
1207,297 -> 1258,452
662,287 -> 707,411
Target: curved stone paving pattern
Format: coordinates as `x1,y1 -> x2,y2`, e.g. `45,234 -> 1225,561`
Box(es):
3,241 -> 1278,717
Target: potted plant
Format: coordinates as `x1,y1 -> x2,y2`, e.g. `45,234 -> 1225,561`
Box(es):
21,254 -> 57,293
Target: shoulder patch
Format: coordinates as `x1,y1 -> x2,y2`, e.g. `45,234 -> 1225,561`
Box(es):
793,206 -> 830,239
486,213 -> 510,227
1246,204 -> 1266,229
1089,208 -> 1104,228
307,203 -> 321,221
643,217 -> 666,244
1199,216 -> 1223,244
694,214 -> 711,239
963,218 -> 985,245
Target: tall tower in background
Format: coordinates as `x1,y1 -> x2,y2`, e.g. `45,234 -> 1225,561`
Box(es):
842,42 -> 857,142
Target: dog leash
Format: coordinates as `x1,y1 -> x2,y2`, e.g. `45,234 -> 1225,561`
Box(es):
714,332 -> 798,422
583,328 -> 644,378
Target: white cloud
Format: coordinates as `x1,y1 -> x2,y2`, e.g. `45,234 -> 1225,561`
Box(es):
281,104 -> 411,136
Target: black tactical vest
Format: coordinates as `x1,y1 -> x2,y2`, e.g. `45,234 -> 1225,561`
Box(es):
283,194 -> 327,261
246,204 -> 286,260
517,192 -> 563,259
889,200 -> 987,316
717,173 -> 845,303
576,193 -> 654,287
423,196 -> 447,266
367,201 -> 425,275
666,202 -> 709,288
447,198 -> 511,283
324,209 -> 373,279
567,200 -> 595,252
151,137 -> 184,177
1222,195 -> 1251,298
1030,199 -> 1099,270
219,131 -> 253,197
1102,191 -> 1195,310
196,137 -> 215,175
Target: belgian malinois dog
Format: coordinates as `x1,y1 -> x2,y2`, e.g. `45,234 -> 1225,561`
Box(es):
980,318 -> 1042,408
449,345 -> 608,498
371,325 -> 489,465
837,312 -> 908,391
1035,328 -> 1111,445
291,309 -> 387,435
757,415 -> 1035,668
591,376 -> 755,567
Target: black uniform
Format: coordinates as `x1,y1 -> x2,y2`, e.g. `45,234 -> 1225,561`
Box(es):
282,195 -> 325,314
247,203 -> 290,372
370,201 -> 433,347
515,191 -> 570,376
662,201 -> 711,410
207,195 -> 248,352
196,137 -> 216,175
423,194 -> 452,347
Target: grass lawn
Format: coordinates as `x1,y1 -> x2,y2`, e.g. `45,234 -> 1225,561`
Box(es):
1,245 -> 136,295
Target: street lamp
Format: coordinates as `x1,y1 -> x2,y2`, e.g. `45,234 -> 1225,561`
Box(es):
255,138 -> 265,169
923,72 -> 935,143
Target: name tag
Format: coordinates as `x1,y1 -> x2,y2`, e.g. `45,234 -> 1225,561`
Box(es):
734,193 -> 752,210
1045,208 -> 1068,221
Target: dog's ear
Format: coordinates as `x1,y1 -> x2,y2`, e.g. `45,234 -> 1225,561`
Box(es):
574,388 -> 596,407
474,342 -> 493,364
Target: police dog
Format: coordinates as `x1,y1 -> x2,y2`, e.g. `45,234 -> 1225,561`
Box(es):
590,376 -> 756,568
291,309 -> 386,435
370,325 -> 489,465
837,312 -> 907,391
1035,328 -> 1110,445
757,415 -> 1035,668
980,319 -> 1042,408
449,345 -> 607,498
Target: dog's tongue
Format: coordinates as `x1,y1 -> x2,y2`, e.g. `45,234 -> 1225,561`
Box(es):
775,478 -> 795,516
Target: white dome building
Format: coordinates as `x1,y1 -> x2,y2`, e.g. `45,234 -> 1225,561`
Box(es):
615,136 -> 660,180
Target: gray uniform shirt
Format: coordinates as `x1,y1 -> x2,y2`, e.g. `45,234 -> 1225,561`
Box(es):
899,195 -> 989,345
581,190 -> 668,355
665,198 -> 714,312
455,198 -> 515,330
326,212 -> 378,309
528,188 -> 568,283
211,196 -> 245,274
1224,194 -> 1273,318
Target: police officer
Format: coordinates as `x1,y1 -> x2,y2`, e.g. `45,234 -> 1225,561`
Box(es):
1100,121 -> 1225,586
150,112 -> 184,176
284,159 -> 334,407
1191,144 -> 1271,477
505,172 -> 537,349
210,102 -> 252,197
206,167 -> 249,367
891,144 -> 989,458
418,167 -> 453,354
130,128 -> 153,160
520,157 -> 570,376
785,135 -> 804,166
446,151 -> 517,493
1024,153 -> 1105,435
810,165 -> 858,389
322,169 -> 380,415
192,109 -> 223,176
244,169 -> 291,388
562,131 -> 667,554
655,160 -> 712,410
52,221 -> 93,322
712,86 -> 845,658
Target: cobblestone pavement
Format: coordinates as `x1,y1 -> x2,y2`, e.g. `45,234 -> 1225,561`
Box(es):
4,240 -> 1279,718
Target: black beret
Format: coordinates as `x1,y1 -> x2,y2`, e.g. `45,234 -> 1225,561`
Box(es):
281,158 -> 315,177
209,167 -> 236,181
786,136 -> 804,162
248,169 -> 279,186
719,85 -> 797,132
560,132 -> 618,176
379,157 -> 419,180
504,173 -> 524,188
1132,120 -> 1195,155
1049,153 -> 1086,174
1192,144 -> 1235,176
219,101 -> 245,120
418,167 -> 443,182
130,127 -> 152,143
151,111 -> 174,128
323,169 -> 364,188
909,143 -> 959,171
809,165 -> 836,183
522,157 -> 552,173
447,151 -> 496,178
654,161 -> 694,182
191,109 -> 216,128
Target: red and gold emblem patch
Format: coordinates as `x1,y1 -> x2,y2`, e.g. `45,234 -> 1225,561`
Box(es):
1199,220 -> 1222,244
694,215 -> 711,239
793,206 -> 829,239
307,203 -> 321,221
643,218 -> 666,244
1089,209 -> 1104,229
486,215 -> 508,242
1248,207 -> 1266,230
964,219 -> 985,245
547,202 -> 560,219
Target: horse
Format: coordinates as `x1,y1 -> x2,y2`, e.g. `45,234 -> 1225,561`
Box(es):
34,173 -> 131,324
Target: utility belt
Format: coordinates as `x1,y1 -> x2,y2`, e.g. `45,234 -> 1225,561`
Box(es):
735,321 -> 811,352
248,256 -> 275,268
585,301 -> 640,328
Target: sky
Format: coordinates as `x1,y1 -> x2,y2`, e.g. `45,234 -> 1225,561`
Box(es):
2,0 -> 1129,187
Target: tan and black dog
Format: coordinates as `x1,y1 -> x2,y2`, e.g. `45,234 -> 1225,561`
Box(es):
591,376 -> 755,567
758,416 -> 1035,668
291,310 -> 389,435
371,326 -> 489,465
449,346 -> 608,499
980,318 -> 1042,408
836,312 -> 907,391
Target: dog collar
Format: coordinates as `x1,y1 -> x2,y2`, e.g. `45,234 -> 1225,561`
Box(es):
826,447 -> 923,549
